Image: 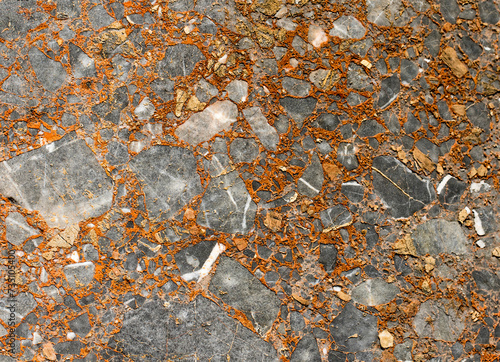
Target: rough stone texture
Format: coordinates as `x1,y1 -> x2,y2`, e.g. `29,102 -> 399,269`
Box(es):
377,75 -> 400,109
209,257 -> 280,336
174,239 -> 216,281
159,44 -> 205,78
64,262 -> 95,289
109,296 -> 278,361
330,303 -> 378,352
351,279 -> 400,306
279,97 -> 317,128
5,212 -> 38,246
175,101 -> 238,145
0,133 -> 113,229
321,205 -> 353,231
197,172 -> 257,234
282,77 -> 312,97
291,334 -> 321,362
329,16 -> 366,39
226,79 -> 248,103
69,43 -> 96,79
411,219 -> 468,255
0,293 -> 37,325
243,107 -> 279,151
413,299 -> 465,342
29,47 -> 68,92
129,146 -> 203,221
372,156 -> 435,218
297,153 -> 324,198
230,137 -> 259,164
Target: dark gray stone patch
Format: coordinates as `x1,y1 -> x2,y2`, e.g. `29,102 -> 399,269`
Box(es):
0,132 -> 114,229
64,262 -> 95,289
372,156 -> 435,218
357,119 -> 385,137
313,112 -> 339,131
105,141 -> 129,165
0,292 -> 37,325
351,278 -> 399,306
411,219 -> 468,255
129,145 -> 203,221
159,44 -> 205,78
472,270 -> 500,291
69,43 -> 96,78
440,0 -> 460,24
376,75 -> 400,109
400,59 -> 419,84
341,182 -> 364,203
425,30 -> 441,58
279,97 -> 317,128
69,313 -> 91,337
110,296 -> 278,361
318,244 -> 338,273
197,171 -> 257,234
0,0 -> 47,41
291,334 -> 321,362
209,256 -> 280,336
243,107 -> 279,151
413,299 -> 465,342
29,47 -> 68,92
282,77 -> 311,97
88,5 -> 115,30
321,205 -> 353,232
478,0 -> 500,24
230,137 -> 259,164
437,175 -> 466,209
466,102 -> 491,133
330,303 -> 377,352
460,35 -> 483,60
174,240 -> 216,281
151,77 -> 175,101
297,153 -> 324,198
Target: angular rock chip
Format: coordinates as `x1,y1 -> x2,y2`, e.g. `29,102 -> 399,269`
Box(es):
197,171 -> 257,234
159,44 -> 205,78
377,75 -> 400,109
318,244 -> 338,273
29,47 -> 68,92
282,76 -> 311,97
329,16 -> 366,39
341,181 -> 365,203
129,146 -> 203,221
291,334 -> 321,362
411,219 -> 468,255
209,256 -> 280,336
0,132 -> 114,229
367,0 -> 413,26
175,100 -> 238,146
321,205 -> 353,232
243,107 -> 279,151
337,143 -> 359,171
309,69 -> 340,91
0,0 -> 47,41
5,212 -> 38,246
437,175 -> 466,209
351,279 -> 399,306
175,239 -> 216,281
472,270 -> 500,291
68,313 -> 91,337
440,0 -> 460,24
440,46 -> 468,78
400,59 -> 419,85
279,97 -> 317,128
478,0 -> 500,24
330,303 -> 378,352
297,153 -> 324,198
109,296 -> 279,361
466,102 -> 491,132
88,5 -> 115,30
134,97 -> 155,121
372,156 -> 435,218
64,262 -> 95,289
0,292 -> 37,325
69,43 -> 96,78
413,299 -> 465,342
230,137 -> 259,164
226,79 -> 248,103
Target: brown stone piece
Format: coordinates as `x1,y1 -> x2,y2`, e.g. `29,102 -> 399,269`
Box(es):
440,46 -> 468,77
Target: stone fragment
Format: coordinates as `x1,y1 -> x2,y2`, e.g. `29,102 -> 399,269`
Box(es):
175,101 -> 238,145
308,25 -> 328,48
411,219 -> 468,255
478,0 -> 500,24
29,47 -> 68,92
337,143 -> 359,171
134,97 -> 155,121
472,207 -> 496,235
0,292 -> 37,325
195,78 -> 218,103
400,59 -> 419,85
357,119 -> 385,137
372,156 -> 435,218
413,299 -> 465,342
69,313 -> 91,337
64,262 -> 95,289
297,153 -> 324,198
255,0 -> 281,16
88,5 -> 115,30
129,146 -> 203,221
367,0 -> 413,26
318,244 -> 338,273
282,77 -> 311,97
243,107 -> 279,151
48,224 -> 80,248
151,77 -> 175,101
105,141 -> 129,165
69,43 -> 96,78
197,171 -> 257,234
329,16 -> 366,39
0,0 -> 47,41
321,205 -> 353,232
291,36 -> 307,55
229,137 -> 259,164
209,256 -> 280,336
279,97 -> 316,128
437,175 -> 466,209
0,133 -> 113,229
466,102 -> 491,132
460,35 -> 482,61
168,0 -> 194,11
175,240 -> 216,281
440,46 -> 468,77
477,70 -> 500,96
472,270 -> 500,290
159,44 -> 205,78
341,182 -> 364,203
351,279 -> 399,306
313,112 -> 339,131
291,334 -> 321,362
440,0 -> 460,24
225,79 -> 248,103
309,69 -> 340,91
330,303 -> 378,352
5,212 -> 38,246
379,330 -> 394,349
110,296 -> 278,360
377,75 -> 400,109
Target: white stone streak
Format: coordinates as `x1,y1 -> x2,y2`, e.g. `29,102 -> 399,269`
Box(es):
437,174 -> 453,194
298,177 -> 320,194
472,210 -> 485,236
182,243 -> 226,282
